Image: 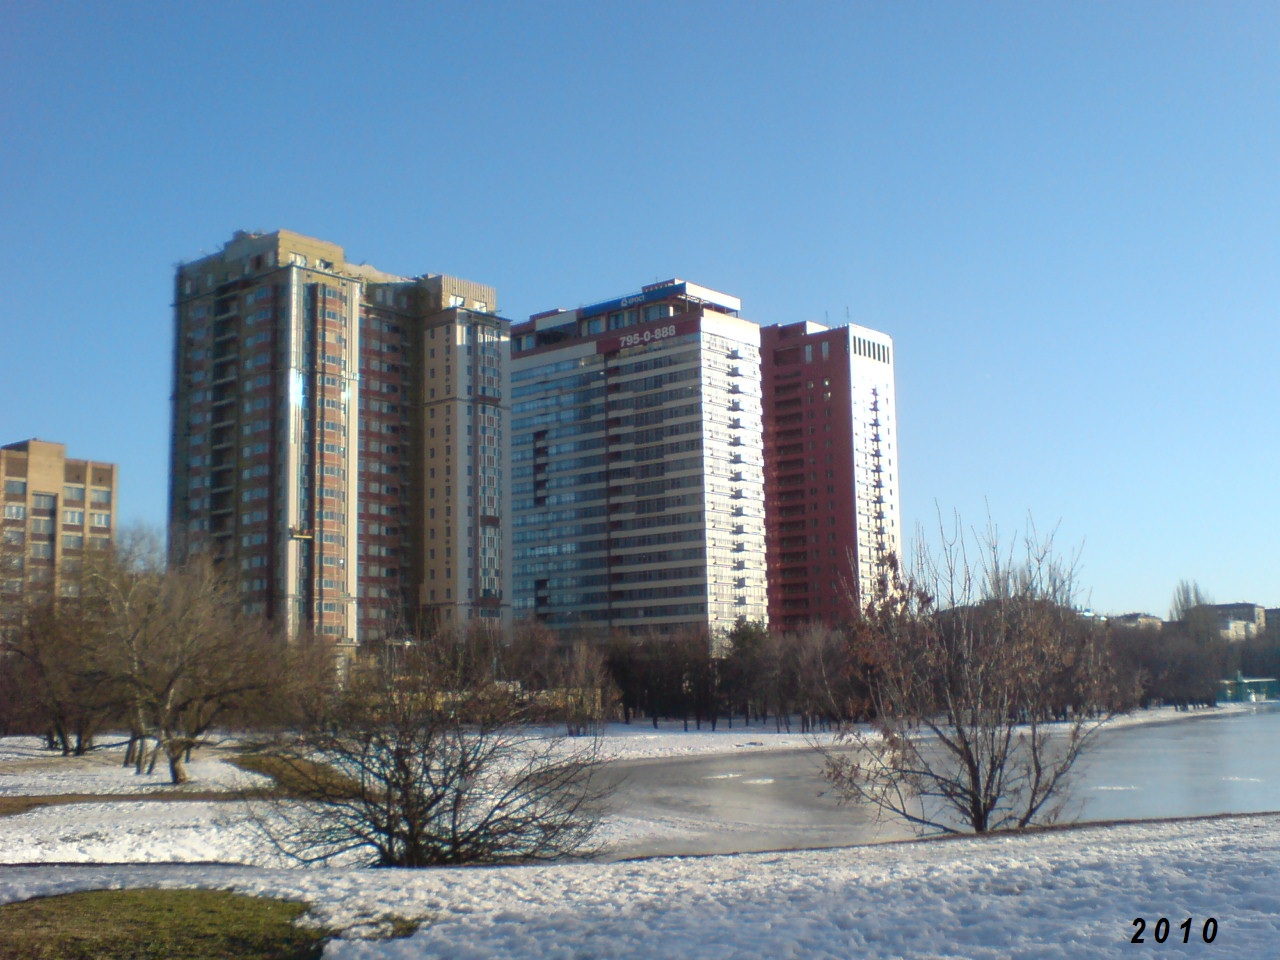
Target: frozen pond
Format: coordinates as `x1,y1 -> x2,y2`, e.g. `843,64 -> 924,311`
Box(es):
600,745 -> 914,859
604,704 -> 1280,858
1078,702 -> 1280,821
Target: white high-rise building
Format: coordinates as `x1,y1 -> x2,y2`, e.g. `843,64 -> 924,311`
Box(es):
509,280 -> 768,634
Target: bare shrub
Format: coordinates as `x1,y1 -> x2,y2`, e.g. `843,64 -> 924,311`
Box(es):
821,518 -> 1119,834
251,641 -> 611,867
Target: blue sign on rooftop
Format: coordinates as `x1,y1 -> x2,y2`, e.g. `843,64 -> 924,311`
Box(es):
579,283 -> 687,320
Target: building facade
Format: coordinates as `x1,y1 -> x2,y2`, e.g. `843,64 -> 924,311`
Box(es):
761,321 -> 900,630
1,439 -> 117,620
170,230 -> 509,645
509,280 -> 768,634
1199,603 -> 1266,642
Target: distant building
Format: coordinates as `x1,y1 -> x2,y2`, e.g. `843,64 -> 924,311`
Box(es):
1213,603 -> 1266,631
1109,613 -> 1164,631
509,280 -> 768,634
760,321 -> 901,630
1189,603 -> 1266,642
0,439 -> 117,617
170,230 -> 510,645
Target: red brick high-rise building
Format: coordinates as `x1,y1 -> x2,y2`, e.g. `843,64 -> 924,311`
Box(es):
761,321 -> 900,631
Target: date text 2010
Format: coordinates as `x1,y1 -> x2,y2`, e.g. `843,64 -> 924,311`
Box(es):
1131,917 -> 1217,944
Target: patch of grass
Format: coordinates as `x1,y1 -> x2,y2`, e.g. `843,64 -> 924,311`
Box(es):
0,752 -> 348,818
231,752 -> 360,799
0,792 -> 248,819
0,888 -> 329,960
385,915 -> 423,939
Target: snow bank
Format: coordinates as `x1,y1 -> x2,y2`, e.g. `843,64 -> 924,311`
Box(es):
0,707 -> 1273,957
0,814 -> 1275,958
0,800 -> 288,865
0,752 -> 271,797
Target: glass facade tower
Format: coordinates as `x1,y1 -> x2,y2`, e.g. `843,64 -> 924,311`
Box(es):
510,280 -> 768,634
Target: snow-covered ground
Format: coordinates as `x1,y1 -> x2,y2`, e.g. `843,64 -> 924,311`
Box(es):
0,704 -> 1272,957
1,814 -> 1276,958
0,745 -> 271,797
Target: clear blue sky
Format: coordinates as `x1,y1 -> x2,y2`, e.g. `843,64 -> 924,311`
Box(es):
1,1 -> 1275,616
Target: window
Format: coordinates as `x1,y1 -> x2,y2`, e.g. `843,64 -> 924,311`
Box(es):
63,510 -> 84,525
30,542 -> 52,559
31,519 -> 53,534
3,504 -> 25,520
32,493 -> 56,511
89,512 -> 111,528
4,480 -> 25,496
62,534 -> 83,550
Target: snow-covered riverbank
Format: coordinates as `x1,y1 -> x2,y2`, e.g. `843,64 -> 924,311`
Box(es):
0,703 -> 1272,957
2,812 -> 1276,958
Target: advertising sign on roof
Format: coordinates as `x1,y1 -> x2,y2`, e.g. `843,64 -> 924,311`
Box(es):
579,283 -> 689,320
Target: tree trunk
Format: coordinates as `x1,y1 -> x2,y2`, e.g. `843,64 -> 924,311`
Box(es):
165,738 -> 190,785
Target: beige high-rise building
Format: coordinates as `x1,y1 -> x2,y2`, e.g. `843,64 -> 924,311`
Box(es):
0,439 -> 118,618
170,230 -> 510,646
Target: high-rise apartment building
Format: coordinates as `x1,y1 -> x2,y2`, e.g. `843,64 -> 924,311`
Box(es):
509,280 -> 768,634
761,321 -> 900,630
170,230 -> 509,645
0,439 -> 117,616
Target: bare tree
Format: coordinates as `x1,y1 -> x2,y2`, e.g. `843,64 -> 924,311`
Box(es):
787,623 -> 862,733
251,639 -> 611,867
502,622 -> 616,735
821,518 -> 1119,834
93,532 -> 277,783
1169,579 -> 1212,623
0,541 -> 123,753
4,588 -> 121,755
552,638 -> 615,736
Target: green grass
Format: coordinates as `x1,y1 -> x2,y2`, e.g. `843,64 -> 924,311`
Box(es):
0,889 -> 329,960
